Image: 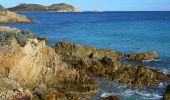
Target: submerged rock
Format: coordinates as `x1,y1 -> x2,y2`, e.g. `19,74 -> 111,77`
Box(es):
74,57 -> 168,89
54,42 -> 125,61
101,95 -> 120,100
127,51 -> 158,62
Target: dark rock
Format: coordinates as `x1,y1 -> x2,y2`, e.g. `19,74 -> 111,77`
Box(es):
127,51 -> 158,62
101,96 -> 120,100
74,57 -> 168,89
37,36 -> 50,42
163,85 -> 170,100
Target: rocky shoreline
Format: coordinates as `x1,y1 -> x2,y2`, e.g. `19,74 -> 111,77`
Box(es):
0,26 -> 170,100
0,5 -> 32,23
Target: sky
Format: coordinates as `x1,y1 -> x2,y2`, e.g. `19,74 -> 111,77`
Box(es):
0,0 -> 170,11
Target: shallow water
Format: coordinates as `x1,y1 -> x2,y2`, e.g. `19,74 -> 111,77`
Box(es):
2,11 -> 170,100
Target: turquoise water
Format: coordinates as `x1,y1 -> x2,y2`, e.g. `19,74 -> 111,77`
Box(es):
2,12 -> 170,100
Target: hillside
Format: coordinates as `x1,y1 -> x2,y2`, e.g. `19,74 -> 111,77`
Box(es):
8,3 -> 81,12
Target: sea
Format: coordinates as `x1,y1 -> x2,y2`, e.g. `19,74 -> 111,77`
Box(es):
2,11 -> 170,100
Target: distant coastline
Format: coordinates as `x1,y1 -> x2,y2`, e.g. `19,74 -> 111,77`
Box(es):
8,3 -> 82,12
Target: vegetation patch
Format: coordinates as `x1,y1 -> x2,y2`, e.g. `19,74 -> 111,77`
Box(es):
0,30 -> 33,47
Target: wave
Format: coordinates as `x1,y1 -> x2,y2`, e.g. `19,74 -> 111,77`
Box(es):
142,59 -> 160,62
101,89 -> 162,100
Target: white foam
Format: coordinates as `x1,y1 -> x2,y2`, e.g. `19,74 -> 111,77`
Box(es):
123,89 -> 162,99
100,92 -> 118,97
142,59 -> 160,62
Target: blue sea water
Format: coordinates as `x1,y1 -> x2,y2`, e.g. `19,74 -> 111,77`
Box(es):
2,11 -> 170,100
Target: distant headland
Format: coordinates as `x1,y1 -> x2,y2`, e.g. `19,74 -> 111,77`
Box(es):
8,3 -> 82,12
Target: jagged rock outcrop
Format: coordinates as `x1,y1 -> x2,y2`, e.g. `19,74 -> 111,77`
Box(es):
127,51 -> 158,62
53,42 -> 169,89
54,42 -> 125,62
74,57 -> 168,89
0,5 -> 32,23
0,26 -> 98,99
8,3 -> 81,12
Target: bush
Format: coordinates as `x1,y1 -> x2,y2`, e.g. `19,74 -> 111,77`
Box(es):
0,30 -> 33,47
0,5 -> 6,11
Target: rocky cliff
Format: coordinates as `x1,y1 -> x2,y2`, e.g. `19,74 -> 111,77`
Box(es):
0,5 -> 32,23
0,26 -> 98,99
8,3 -> 81,12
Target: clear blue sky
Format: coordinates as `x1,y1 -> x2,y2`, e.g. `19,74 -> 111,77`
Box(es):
1,0 -> 170,11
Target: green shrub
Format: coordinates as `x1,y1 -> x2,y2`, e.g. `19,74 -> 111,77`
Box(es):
0,30 -> 33,47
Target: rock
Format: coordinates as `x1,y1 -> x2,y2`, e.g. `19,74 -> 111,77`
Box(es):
54,42 -> 124,61
0,78 -> 22,92
65,92 -> 80,100
8,3 -> 81,12
163,85 -> 170,100
127,51 -> 158,62
101,96 -> 120,100
43,91 -> 56,100
33,84 -> 47,94
0,26 -> 98,98
37,36 -> 51,42
74,57 -> 169,89
0,5 -> 32,23
93,10 -> 103,12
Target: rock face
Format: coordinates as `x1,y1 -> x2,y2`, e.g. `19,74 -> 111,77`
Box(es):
8,3 -> 81,12
127,51 -> 158,62
54,42 -> 125,62
163,85 -> 170,100
54,42 -> 169,89
0,26 -> 98,99
0,5 -> 32,23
